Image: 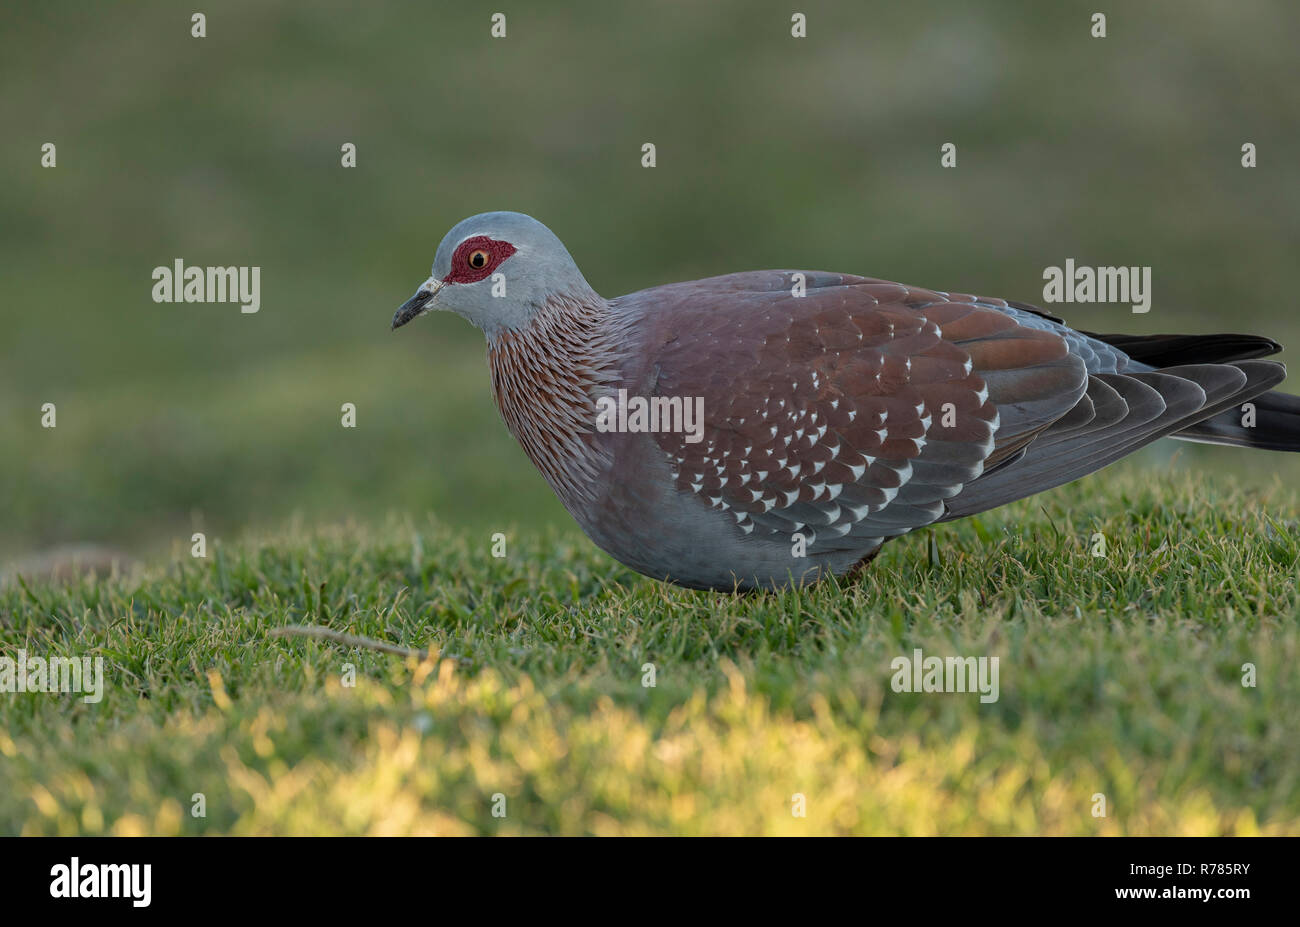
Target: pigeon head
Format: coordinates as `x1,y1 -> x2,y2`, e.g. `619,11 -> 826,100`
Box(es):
391,211 -> 598,338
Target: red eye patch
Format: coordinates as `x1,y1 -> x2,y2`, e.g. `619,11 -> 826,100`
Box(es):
443,236 -> 518,284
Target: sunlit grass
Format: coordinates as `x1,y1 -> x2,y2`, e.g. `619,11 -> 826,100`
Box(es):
2,467 -> 1297,835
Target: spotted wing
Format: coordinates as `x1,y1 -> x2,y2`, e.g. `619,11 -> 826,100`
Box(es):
640,272 -> 1087,552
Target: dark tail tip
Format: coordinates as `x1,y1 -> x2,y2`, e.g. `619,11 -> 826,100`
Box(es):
1083,331 -> 1284,367
1174,386 -> 1300,452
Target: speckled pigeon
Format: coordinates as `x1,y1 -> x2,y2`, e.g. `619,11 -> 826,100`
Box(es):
392,212 -> 1300,591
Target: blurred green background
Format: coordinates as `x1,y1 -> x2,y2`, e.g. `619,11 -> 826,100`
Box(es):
3,0 -> 1299,562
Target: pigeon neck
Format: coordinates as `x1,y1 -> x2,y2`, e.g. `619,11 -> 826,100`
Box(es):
487,293 -> 625,508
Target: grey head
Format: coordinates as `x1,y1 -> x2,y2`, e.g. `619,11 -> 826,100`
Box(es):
391,211 -> 599,339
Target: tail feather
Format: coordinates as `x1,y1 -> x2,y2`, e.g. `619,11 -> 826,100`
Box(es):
1172,387 -> 1300,452
1082,330 -> 1283,366
1080,330 -> 1299,452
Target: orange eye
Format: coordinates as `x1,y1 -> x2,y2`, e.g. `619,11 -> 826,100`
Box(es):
468,250 -> 489,269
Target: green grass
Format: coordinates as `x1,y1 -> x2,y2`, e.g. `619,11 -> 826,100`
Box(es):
2,466 -> 1297,835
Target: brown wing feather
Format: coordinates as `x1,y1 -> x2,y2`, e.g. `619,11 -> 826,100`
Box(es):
638,272 -> 1088,551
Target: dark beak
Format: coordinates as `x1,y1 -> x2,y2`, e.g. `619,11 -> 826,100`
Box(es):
391,280 -> 444,331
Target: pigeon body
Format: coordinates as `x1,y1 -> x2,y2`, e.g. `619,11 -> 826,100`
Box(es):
394,212 -> 1300,591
